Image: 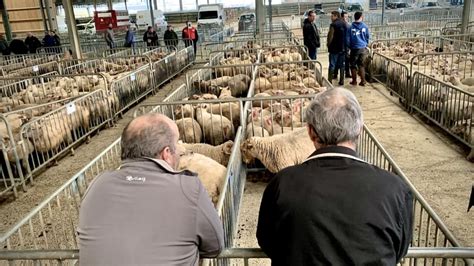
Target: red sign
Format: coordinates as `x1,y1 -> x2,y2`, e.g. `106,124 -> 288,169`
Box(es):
94,10 -> 130,31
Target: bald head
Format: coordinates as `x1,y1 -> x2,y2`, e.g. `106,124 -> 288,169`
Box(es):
121,114 -> 180,167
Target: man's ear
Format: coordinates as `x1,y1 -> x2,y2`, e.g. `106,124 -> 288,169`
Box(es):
307,124 -> 318,143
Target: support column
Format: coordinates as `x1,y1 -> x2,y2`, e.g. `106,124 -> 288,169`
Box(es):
269,0 -> 272,32
39,0 -> 49,32
0,0 -> 12,41
381,0 -> 386,25
62,0 -> 82,59
124,0 -> 128,11
179,0 -> 183,11
149,0 -> 155,28
256,0 -> 265,38
45,0 -> 54,31
461,0 -> 472,33
153,0 -> 158,10
106,0 -> 113,10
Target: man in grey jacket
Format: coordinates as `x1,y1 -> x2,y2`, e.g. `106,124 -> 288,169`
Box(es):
105,23 -> 115,49
78,113 -> 224,265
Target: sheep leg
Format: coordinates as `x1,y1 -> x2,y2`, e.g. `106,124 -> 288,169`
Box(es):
467,148 -> 474,162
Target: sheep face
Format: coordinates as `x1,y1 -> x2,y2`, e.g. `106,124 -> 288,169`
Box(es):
240,139 -> 258,164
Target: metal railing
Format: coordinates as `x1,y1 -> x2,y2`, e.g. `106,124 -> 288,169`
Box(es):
59,55 -> 151,75
0,138 -> 122,251
0,94 -> 469,265
369,53 -> 411,107
252,60 -> 328,96
1,61 -> 60,78
410,71 -> 473,153
409,51 -> 474,82
18,89 -> 112,190
186,63 -> 255,99
1,248 -> 473,265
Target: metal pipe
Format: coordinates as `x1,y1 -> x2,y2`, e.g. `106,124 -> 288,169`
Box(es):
269,0 -> 273,32
0,248 -> 473,260
0,0 -> 12,41
179,0 -> 183,11
124,0 -> 128,11
256,0 -> 265,39
62,0 -> 82,59
381,0 -> 385,25
106,0 -> 113,10
45,0 -> 54,32
461,0 -> 472,33
149,0 -> 155,29
38,0 -> 48,32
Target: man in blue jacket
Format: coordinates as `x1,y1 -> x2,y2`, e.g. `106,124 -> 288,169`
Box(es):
348,11 -> 370,86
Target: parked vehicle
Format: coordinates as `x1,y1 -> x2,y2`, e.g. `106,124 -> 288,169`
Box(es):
386,1 -> 409,9
136,10 -> 168,33
197,4 -> 226,29
238,13 -> 256,32
338,2 -> 364,13
76,19 -> 96,35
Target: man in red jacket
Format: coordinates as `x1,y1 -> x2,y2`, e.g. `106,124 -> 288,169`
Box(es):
182,21 -> 199,57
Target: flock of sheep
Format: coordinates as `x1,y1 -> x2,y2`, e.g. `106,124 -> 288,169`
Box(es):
166,46 -> 331,205
0,48 -> 172,183
369,37 -> 473,155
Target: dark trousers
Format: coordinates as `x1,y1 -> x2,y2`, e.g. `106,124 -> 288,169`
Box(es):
350,48 -> 369,69
329,52 -> 345,72
308,48 -> 317,60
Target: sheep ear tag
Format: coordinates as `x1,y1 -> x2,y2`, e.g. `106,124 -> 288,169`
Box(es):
66,103 -> 76,115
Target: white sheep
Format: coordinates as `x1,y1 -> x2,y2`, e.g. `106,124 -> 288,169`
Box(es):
177,151 -> 227,206
181,140 -> 234,166
240,127 -> 314,173
176,117 -> 202,143
195,107 -> 234,145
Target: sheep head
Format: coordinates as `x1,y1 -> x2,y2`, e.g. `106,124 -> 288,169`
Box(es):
240,139 -> 258,164
221,140 -> 234,156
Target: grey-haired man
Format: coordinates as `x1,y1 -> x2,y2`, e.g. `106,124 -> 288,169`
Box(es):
257,87 -> 413,265
78,113 -> 224,265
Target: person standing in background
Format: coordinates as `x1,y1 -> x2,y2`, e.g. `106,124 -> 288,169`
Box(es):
143,26 -> 159,47
182,21 -> 198,57
302,10 -> 320,60
164,25 -> 179,49
25,32 -> 42,53
327,11 -> 348,86
124,25 -> 136,48
0,34 -> 10,55
9,35 -> 28,55
51,30 -> 61,46
341,11 -> 351,78
105,24 -> 116,49
348,11 -> 370,86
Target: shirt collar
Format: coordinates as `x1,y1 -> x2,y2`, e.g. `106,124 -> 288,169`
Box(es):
120,157 -> 184,175
308,145 -> 358,159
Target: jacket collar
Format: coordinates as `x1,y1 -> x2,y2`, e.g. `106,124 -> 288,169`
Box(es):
308,145 -> 358,158
120,157 -> 185,175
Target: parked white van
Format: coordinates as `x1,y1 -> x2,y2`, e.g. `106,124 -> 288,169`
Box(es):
136,10 -> 168,32
197,4 -> 226,30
